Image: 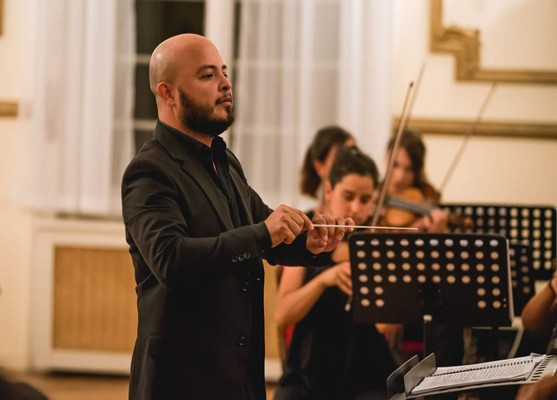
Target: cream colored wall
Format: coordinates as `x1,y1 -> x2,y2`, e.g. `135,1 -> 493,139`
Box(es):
0,0 -> 33,369
392,0 -> 557,207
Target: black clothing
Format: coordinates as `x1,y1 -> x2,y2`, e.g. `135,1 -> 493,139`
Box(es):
122,122 -> 329,400
274,216 -> 396,400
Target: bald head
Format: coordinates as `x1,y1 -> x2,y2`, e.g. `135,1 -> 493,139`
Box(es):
149,34 -> 217,96
147,34 -> 233,140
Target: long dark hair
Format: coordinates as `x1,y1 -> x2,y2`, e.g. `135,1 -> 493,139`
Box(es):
387,130 -> 427,188
386,130 -> 440,202
300,126 -> 353,198
329,146 -> 379,189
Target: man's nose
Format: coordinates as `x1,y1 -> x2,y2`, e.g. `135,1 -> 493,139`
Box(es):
221,76 -> 232,92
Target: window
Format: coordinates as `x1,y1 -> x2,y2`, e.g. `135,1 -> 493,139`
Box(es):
133,0 -> 206,152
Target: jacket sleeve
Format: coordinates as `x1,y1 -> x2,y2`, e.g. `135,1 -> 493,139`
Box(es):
122,156 -> 273,291
122,154 -> 329,291
228,152 -> 330,268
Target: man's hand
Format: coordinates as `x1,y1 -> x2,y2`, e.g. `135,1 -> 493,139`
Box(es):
264,204 -> 313,247
306,213 -> 354,254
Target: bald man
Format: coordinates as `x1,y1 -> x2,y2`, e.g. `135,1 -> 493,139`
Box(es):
121,34 -> 353,400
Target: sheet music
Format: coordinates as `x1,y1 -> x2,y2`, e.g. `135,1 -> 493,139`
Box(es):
411,354 -> 545,395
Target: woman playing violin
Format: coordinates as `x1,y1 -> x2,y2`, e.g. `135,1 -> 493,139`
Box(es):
379,130 -> 464,371
382,129 -> 449,233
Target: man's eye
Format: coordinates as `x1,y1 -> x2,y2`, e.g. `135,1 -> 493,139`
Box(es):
203,74 -> 214,79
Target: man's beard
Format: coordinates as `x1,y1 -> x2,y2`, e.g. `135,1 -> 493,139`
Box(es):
178,89 -> 234,137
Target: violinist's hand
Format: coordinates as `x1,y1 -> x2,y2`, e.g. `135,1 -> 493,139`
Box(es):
306,214 -> 354,254
318,261 -> 352,296
331,241 -> 350,264
375,323 -> 402,349
419,209 -> 449,233
551,270 -> 557,295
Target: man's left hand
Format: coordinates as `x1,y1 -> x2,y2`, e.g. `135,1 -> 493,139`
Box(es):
306,214 -> 354,254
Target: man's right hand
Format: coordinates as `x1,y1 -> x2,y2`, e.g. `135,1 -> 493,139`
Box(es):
264,204 -> 313,247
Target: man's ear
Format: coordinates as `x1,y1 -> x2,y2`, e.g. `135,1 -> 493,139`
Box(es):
156,83 -> 175,106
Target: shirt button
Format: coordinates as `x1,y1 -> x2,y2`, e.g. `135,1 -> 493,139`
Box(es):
242,281 -> 250,292
238,336 -> 247,346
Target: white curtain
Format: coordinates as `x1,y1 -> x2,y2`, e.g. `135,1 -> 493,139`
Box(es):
233,0 -> 393,210
17,0 -> 135,217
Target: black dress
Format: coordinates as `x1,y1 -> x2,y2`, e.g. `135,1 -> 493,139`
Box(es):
274,242 -> 396,400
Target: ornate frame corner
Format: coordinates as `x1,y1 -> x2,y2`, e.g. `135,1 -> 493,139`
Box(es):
0,0 -> 4,36
430,0 -> 557,85
0,101 -> 18,118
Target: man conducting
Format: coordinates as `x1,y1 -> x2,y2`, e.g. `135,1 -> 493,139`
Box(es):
121,33 -> 353,399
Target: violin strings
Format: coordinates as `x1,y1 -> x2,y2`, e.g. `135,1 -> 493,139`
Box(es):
439,82 -> 497,193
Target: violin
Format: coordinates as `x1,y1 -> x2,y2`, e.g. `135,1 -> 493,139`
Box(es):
383,187 -> 433,227
381,186 -> 473,230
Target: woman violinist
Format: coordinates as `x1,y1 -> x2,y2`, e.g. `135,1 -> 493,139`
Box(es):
381,129 -> 449,232
378,130 -> 464,370
274,147 -> 396,400
300,125 -> 356,211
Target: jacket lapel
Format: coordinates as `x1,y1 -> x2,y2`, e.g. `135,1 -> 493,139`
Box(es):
154,123 -> 234,231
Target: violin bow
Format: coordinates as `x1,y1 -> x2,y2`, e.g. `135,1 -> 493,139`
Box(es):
344,67 -> 424,313
370,63 -> 426,228
438,82 -> 497,194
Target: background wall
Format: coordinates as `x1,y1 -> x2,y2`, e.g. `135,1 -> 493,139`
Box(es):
0,0 -> 555,372
0,0 -> 33,369
391,0 -> 557,206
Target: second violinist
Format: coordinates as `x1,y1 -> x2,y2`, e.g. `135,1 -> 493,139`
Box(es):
382,130 -> 449,233
378,129 -> 464,371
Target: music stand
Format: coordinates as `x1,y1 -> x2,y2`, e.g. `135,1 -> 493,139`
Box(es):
509,243 -> 535,316
348,233 -> 514,357
442,203 -> 556,280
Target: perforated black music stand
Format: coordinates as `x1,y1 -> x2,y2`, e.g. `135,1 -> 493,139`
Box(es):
442,203 -> 556,280
509,243 -> 535,317
348,233 -> 514,357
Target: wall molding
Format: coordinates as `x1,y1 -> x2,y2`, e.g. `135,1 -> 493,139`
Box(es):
0,101 -> 18,118
430,0 -> 557,85
0,0 -> 4,36
393,117 -> 557,140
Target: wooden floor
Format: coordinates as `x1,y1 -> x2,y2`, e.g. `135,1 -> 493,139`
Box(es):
4,370 -> 277,399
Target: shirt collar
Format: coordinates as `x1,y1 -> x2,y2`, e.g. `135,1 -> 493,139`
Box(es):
158,121 -> 227,159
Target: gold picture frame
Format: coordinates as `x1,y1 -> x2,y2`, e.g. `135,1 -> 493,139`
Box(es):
393,117 -> 557,140
0,101 -> 18,117
430,0 -> 557,85
0,0 -> 4,36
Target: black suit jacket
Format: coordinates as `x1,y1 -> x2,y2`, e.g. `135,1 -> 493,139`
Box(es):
122,122 -> 327,400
